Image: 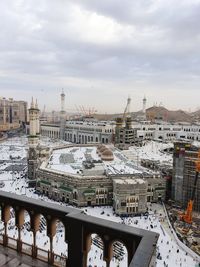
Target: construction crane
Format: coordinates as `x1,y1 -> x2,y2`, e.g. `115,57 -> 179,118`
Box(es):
179,150 -> 200,224
78,105 -> 97,117
122,96 -> 131,122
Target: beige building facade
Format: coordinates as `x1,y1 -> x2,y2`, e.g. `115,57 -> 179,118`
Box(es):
0,97 -> 27,131
34,145 -> 166,215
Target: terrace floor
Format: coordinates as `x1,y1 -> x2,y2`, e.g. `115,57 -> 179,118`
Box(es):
0,245 -> 51,267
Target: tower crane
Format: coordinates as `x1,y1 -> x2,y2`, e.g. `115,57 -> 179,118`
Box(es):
179,150 -> 200,224
122,96 -> 131,122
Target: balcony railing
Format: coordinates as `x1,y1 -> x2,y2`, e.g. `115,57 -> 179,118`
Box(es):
0,191 -> 159,266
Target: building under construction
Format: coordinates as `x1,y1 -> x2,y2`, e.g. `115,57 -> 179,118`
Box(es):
172,142 -> 200,212
115,97 -> 137,149
182,149 -> 200,212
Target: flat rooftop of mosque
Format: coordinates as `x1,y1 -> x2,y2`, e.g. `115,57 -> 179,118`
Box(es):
44,145 -> 154,178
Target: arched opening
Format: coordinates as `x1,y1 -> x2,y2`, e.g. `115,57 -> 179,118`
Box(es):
66,194 -> 69,203
110,240 -> 128,267
53,220 -> 67,266
87,233 -> 106,267
20,210 -> 33,255
87,198 -> 92,206
6,207 -> 17,249
36,214 -> 50,261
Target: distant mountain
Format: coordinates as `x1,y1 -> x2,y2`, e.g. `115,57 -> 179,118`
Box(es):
93,106 -> 194,123
46,106 -> 199,123
191,109 -> 200,120
192,109 -> 200,116
146,106 -> 192,122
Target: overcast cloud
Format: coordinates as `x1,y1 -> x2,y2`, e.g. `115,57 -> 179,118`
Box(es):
0,0 -> 200,113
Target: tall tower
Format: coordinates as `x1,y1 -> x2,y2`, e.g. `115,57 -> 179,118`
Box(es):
142,96 -> 147,119
27,98 -> 40,180
35,99 -> 40,135
60,89 -> 66,140
123,96 -> 131,121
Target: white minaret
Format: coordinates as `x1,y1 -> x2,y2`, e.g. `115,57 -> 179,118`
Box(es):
29,97 -> 36,137
28,97 -> 40,180
61,89 -> 65,112
143,96 -> 147,114
35,99 -> 40,135
60,89 -> 66,140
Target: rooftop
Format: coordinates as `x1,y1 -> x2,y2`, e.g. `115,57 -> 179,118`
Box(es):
45,145 -> 154,177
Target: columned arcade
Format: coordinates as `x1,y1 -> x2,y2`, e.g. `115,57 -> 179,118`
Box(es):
0,191 -> 158,267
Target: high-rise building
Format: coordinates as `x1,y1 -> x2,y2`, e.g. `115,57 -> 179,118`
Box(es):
182,148 -> 200,212
172,142 -> 192,203
172,141 -> 200,211
0,97 -> 28,131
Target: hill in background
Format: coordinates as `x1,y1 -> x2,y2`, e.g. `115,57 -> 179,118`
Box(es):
92,106 -> 198,123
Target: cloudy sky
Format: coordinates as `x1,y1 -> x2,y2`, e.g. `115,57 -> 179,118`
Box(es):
0,0 -> 200,113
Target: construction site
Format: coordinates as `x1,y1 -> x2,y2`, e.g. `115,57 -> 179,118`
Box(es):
166,143 -> 200,256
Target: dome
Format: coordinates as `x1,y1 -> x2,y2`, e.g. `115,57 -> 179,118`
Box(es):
97,144 -> 106,154
101,149 -> 114,161
97,144 -> 103,150
101,149 -> 113,156
98,145 -> 107,153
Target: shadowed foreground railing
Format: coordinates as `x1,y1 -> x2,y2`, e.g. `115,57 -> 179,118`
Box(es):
0,191 -> 159,267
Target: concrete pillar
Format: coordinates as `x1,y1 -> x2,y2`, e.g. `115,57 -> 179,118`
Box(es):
82,234 -> 92,267
48,236 -> 54,264
67,220 -> 84,267
127,244 -> 135,266
3,222 -> 8,247
30,213 -> 40,258
32,230 -> 37,258
15,209 -> 25,253
17,226 -> 22,252
1,205 -> 11,247
47,218 -> 56,265
103,240 -> 113,267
